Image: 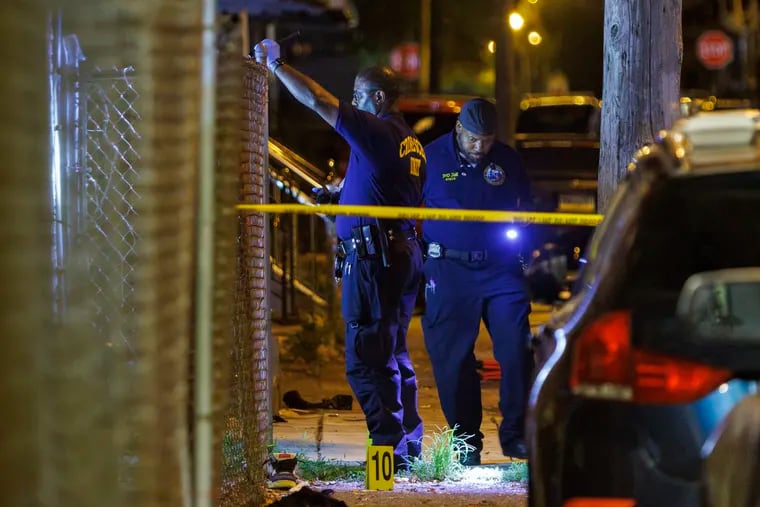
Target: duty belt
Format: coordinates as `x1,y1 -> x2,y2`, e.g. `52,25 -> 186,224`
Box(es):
427,242 -> 487,262
338,228 -> 417,257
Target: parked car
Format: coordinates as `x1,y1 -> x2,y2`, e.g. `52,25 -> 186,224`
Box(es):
516,94 -> 601,302
397,93 -> 478,145
527,109 -> 760,507
515,93 -> 600,213
679,89 -> 755,116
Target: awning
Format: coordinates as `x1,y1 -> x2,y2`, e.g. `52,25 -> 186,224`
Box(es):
218,0 -> 357,26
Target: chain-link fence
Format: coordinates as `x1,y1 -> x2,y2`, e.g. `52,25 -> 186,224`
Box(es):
82,68 -> 141,359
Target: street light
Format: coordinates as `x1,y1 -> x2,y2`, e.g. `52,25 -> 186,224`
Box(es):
528,31 -> 542,46
487,40 -> 496,54
509,12 -> 525,31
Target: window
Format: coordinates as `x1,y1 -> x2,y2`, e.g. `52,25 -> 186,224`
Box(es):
516,105 -> 600,136
623,172 -> 760,312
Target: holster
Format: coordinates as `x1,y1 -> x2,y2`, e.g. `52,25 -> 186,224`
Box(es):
351,223 -> 390,267
333,255 -> 345,283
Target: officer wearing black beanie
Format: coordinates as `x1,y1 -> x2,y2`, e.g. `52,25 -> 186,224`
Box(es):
458,97 -> 498,135
420,98 -> 533,465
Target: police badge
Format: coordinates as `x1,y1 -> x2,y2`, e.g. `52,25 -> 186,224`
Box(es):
483,163 -> 506,186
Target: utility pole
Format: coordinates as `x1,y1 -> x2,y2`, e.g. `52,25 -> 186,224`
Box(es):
495,0 -> 516,145
420,0 -> 432,93
750,0 -> 759,98
598,0 -> 681,212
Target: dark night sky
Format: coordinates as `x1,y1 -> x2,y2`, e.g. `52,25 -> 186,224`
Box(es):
273,0 -> 607,164
272,0 -> 753,167
351,0 -> 606,96
271,0 -> 753,103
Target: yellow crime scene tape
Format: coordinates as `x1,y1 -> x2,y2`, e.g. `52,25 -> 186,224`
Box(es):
236,203 -> 604,227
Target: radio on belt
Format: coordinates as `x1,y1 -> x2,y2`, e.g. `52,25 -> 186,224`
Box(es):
427,242 -> 442,259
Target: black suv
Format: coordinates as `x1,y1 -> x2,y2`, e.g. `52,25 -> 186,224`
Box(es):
516,94 -> 601,302
515,93 -> 601,214
528,110 -> 760,507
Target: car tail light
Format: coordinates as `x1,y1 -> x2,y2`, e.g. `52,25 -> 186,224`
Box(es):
564,499 -> 635,507
570,311 -> 732,403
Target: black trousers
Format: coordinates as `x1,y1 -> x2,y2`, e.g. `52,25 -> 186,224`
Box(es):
341,237 -> 424,458
422,256 -> 533,453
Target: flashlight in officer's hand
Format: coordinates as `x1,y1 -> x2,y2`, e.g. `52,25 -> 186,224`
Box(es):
278,30 -> 302,45
312,186 -> 329,204
250,30 -> 302,59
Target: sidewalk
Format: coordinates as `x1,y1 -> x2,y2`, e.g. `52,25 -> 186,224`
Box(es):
273,304 -> 554,464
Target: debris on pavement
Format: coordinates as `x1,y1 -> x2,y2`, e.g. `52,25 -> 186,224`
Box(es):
283,389 -> 353,411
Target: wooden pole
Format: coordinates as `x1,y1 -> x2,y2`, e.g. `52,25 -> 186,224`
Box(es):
495,0 -> 516,146
419,0 -> 432,93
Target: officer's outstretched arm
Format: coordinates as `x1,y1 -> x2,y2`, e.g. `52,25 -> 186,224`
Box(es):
254,39 -> 339,127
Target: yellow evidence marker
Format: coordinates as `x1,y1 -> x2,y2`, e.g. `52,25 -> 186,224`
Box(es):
365,438 -> 394,490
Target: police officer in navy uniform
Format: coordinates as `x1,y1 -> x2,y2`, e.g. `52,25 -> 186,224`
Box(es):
255,40 -> 426,469
422,98 -> 533,465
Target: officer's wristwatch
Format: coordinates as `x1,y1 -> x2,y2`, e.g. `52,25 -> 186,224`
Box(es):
269,58 -> 286,73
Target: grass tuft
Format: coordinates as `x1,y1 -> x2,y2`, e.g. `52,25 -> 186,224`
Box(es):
407,425 -> 475,482
296,456 -> 365,482
502,461 -> 529,483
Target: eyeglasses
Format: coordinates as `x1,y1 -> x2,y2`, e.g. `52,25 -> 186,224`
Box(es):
352,88 -> 380,102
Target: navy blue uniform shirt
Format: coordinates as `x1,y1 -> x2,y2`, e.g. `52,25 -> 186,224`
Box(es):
334,101 -> 425,240
423,131 -> 530,252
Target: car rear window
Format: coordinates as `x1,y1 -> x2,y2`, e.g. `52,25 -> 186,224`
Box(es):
516,105 -> 600,135
622,171 -> 760,310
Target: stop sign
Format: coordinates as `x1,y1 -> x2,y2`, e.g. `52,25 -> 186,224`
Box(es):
390,43 -> 420,80
697,30 -> 734,70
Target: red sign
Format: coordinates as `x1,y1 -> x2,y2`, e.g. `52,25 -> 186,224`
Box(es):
696,30 -> 734,70
390,43 -> 420,80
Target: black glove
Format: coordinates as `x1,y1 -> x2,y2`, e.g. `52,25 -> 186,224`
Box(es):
313,186 -> 341,204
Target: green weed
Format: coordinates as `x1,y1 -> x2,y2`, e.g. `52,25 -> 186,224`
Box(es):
407,425 -> 475,482
296,456 -> 365,482
502,461 -> 529,483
